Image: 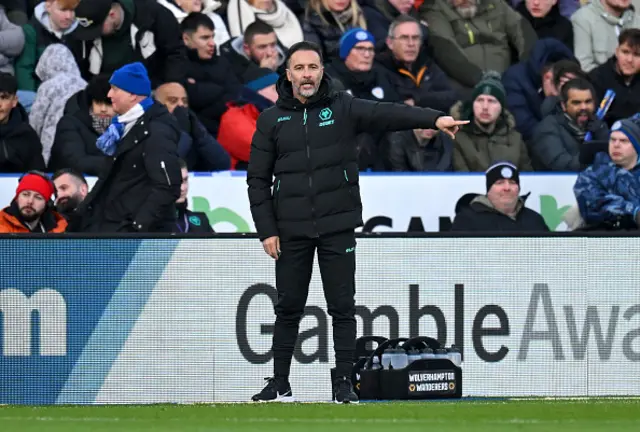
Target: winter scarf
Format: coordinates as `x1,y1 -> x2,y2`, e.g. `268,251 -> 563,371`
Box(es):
96,98 -> 154,156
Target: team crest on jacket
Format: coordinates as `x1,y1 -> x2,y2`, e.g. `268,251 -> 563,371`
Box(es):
188,216 -> 201,226
319,108 -> 334,127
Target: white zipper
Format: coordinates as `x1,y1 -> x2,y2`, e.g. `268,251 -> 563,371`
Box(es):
160,161 -> 171,185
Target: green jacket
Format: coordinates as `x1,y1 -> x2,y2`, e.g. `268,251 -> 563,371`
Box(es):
450,101 -> 533,172
419,0 -> 536,88
15,3 -> 78,91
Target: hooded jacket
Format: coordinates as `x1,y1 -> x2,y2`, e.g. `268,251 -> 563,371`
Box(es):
0,104 -> 45,173
29,44 -> 87,165
450,101 -> 533,172
15,2 -> 79,91
451,194 -> 549,231
0,200 -> 67,233
574,151 -> 640,230
571,1 -> 640,72
0,7 -> 25,74
502,38 -> 575,141
48,89 -> 108,176
67,0 -> 187,86
247,73 -> 444,241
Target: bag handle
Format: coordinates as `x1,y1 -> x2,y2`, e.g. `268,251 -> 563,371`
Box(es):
354,336 -> 388,360
401,336 -> 442,351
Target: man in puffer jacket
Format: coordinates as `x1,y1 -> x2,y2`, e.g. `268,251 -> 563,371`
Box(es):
29,43 -> 87,165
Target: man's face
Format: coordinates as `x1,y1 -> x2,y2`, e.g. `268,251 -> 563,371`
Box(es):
156,83 -> 189,114
176,0 -> 203,13
487,179 -> 519,212
605,0 -> 632,13
91,101 -> 115,118
286,50 -> 323,99
16,190 -> 47,223
616,42 -> 640,77
344,41 -> 375,72
177,168 -> 189,204
102,5 -> 123,36
107,86 -> 136,115
525,0 -> 556,18
183,26 -> 216,60
389,0 -> 415,14
473,94 -> 502,127
245,32 -> 278,64
562,88 -> 594,128
387,22 -> 421,64
46,0 -> 76,31
609,130 -> 638,168
54,174 -> 88,212
0,92 -> 17,124
450,0 -> 477,18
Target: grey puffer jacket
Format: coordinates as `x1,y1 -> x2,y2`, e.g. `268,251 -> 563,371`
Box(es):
29,44 -> 87,164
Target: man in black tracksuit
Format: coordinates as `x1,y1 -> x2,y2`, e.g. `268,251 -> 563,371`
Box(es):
247,41 -> 467,404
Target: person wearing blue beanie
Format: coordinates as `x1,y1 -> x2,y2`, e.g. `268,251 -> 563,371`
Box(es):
80,60 -> 183,234
611,116 -> 640,158
109,62 -> 152,97
339,28 -> 375,60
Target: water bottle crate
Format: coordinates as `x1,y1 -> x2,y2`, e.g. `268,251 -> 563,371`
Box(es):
331,336 -> 463,401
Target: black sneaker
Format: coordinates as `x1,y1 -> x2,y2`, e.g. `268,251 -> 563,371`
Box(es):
251,377 -> 295,402
333,376 -> 359,404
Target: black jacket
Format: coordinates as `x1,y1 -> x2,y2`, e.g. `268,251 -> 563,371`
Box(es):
49,89 -> 108,176
68,0 -> 187,86
77,102 -> 182,232
0,104 -> 45,173
385,130 -> 453,172
247,74 -> 444,241
516,3 -> 573,52
173,106 -> 231,171
589,56 -> 640,127
376,49 -> 458,113
184,48 -> 242,135
173,203 -> 214,233
451,195 -> 549,232
325,61 -> 402,102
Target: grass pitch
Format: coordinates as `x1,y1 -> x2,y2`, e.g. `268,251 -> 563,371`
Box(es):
1,398 -> 639,431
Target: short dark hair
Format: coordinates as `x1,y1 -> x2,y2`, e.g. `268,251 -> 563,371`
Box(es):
619,28 -> 640,51
243,20 -> 276,45
285,41 -> 323,68
86,73 -> 111,105
561,77 -> 595,103
552,59 -> 585,90
180,12 -> 214,35
52,168 -> 88,185
0,72 -> 18,96
177,158 -> 188,170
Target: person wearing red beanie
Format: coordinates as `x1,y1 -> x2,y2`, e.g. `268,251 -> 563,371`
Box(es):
0,172 -> 67,233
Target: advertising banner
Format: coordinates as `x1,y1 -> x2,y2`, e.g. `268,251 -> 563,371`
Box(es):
1,237 -> 638,404
0,172 -> 579,232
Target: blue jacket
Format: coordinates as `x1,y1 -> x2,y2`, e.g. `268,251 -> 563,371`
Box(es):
502,38 -> 574,141
574,152 -> 640,229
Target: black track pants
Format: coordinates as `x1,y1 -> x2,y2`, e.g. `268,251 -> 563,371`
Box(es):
272,230 -> 357,378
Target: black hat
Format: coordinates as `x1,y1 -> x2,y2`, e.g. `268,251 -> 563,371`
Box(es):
74,0 -> 113,40
486,162 -> 519,192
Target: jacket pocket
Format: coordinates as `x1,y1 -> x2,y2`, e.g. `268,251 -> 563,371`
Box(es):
342,163 -> 361,208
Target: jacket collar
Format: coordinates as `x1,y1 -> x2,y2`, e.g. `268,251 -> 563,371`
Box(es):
275,73 -> 334,111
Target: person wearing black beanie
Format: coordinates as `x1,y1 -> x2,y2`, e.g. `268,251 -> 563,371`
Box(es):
451,161 -> 549,232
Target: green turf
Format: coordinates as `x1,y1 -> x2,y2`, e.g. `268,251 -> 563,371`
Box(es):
1,399 -> 639,431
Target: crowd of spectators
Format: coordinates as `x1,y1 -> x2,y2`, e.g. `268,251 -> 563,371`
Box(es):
0,0 -> 639,233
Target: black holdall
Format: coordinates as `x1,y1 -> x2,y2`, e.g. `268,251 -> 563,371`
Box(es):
332,336 -> 463,401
